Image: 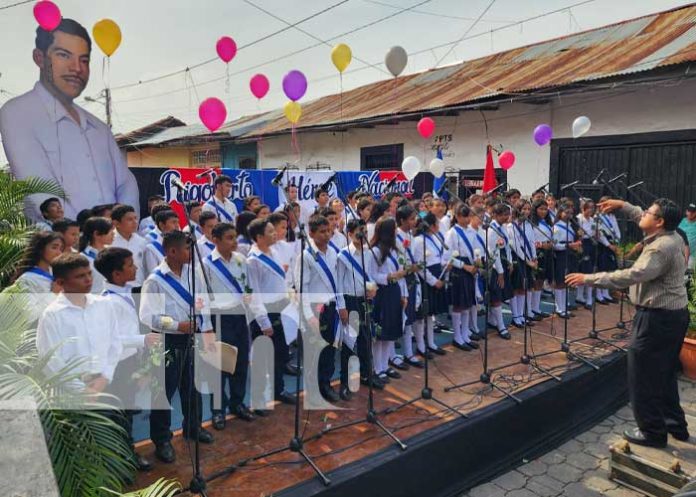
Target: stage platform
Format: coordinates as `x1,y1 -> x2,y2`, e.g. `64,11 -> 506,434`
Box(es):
132,302 -> 632,497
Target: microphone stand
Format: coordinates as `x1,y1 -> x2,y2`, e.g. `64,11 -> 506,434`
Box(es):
444,208 -> 522,404
390,223 -> 468,416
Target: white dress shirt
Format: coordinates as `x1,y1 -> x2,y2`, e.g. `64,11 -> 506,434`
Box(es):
247,245 -> 289,330
508,221 -> 538,262
143,233 -> 166,277
13,267 -> 57,322
296,241 -> 346,322
413,233 -> 445,286
138,216 -> 155,237
197,236 -> 216,260
598,213 -> 621,245
110,229 -> 148,286
330,230 -> 348,254
444,225 -> 478,268
272,239 -> 299,289
139,260 -> 212,333
533,219 -> 554,246
81,245 -> 107,294
553,220 -> 577,251
202,196 -> 238,224
0,82 -> 139,221
236,236 -> 252,257
102,282 -> 143,360
368,246 -> 408,298
487,221 -> 512,275
337,243 -> 374,297
37,293 -> 122,388
183,222 -> 204,240
202,249 -> 255,314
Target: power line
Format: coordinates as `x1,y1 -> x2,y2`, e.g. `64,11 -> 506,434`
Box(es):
109,0 -> 351,92
433,0 -> 497,68
242,0 -> 390,76
363,0 -> 513,23
0,0 -> 33,11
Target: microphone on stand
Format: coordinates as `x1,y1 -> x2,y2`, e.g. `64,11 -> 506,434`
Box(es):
384,176 -> 398,192
271,165 -> 289,187
591,168 -> 607,185
435,177 -> 453,197
627,181 -> 644,190
171,177 -> 187,190
487,182 -> 507,195
195,168 -> 216,179
319,172 -> 338,192
533,182 -> 550,193
561,180 -> 580,191
608,172 -> 627,184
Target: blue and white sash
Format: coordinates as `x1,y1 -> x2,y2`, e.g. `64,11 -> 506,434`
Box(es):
149,241 -> 165,256
206,255 -> 244,294
556,221 -> 575,242
315,252 -> 338,296
250,252 -> 285,279
396,233 -> 416,264
153,269 -> 203,326
339,248 -> 371,284
453,226 -> 475,263
599,214 -> 619,241
82,247 -> 98,260
424,234 -> 443,257
147,231 -> 160,241
102,289 -> 136,311
328,240 -> 341,254
207,199 -> 234,221
538,220 -> 553,239
514,223 -> 533,259
203,241 -> 215,252
26,266 -> 53,281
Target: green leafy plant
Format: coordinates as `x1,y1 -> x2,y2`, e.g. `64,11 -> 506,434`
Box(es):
103,478 -> 181,497
687,276 -> 696,338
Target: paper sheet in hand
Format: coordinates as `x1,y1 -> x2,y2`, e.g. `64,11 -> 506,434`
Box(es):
199,341 -> 238,375
281,302 -> 299,345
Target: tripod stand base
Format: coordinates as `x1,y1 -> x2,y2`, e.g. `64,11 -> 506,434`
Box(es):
290,436 -> 331,486
616,322 -> 626,330
189,475 -> 208,496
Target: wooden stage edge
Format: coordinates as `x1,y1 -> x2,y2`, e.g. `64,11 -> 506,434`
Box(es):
133,304 -> 632,497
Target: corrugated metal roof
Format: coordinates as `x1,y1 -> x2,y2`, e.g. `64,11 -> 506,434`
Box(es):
238,3 -> 696,138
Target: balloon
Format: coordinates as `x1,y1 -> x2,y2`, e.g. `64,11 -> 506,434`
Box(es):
401,156 -> 421,181
417,117 -> 435,139
33,1 -> 61,31
331,43 -> 352,73
199,98 -> 227,132
249,74 -> 270,100
429,158 -> 445,178
93,19 -> 122,57
282,70 -> 307,102
533,124 -> 553,146
216,36 -> 237,63
572,116 -> 591,138
498,151 -> 516,170
284,101 -> 302,124
385,46 -> 408,77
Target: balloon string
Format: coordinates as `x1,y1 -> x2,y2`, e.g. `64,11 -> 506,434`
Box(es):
339,73 -> 344,169
256,137 -> 263,167
225,64 -> 230,94
291,125 -> 301,164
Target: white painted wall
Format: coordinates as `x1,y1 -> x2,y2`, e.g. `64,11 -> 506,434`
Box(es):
257,79 -> 696,194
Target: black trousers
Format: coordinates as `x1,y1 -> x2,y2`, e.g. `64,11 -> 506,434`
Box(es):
628,307 -> 689,439
344,295 -> 371,384
107,353 -> 142,447
251,312 -> 288,396
150,333 -> 202,445
304,302 -> 338,392
210,313 -> 250,415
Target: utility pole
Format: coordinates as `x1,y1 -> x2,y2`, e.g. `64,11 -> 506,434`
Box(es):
104,88 -> 112,129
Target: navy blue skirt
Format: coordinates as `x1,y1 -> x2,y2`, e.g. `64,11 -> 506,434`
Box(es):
511,254 -> 534,291
578,239 -> 596,273
449,266 -> 476,308
598,244 -> 618,272
423,264 -> 448,316
553,249 -> 578,285
489,259 -> 513,303
404,273 -> 419,325
535,248 -> 554,283
373,282 -> 404,341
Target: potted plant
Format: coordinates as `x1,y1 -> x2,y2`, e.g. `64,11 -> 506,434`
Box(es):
679,276 -> 696,379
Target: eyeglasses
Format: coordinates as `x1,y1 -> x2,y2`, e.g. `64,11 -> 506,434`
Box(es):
642,210 -> 661,219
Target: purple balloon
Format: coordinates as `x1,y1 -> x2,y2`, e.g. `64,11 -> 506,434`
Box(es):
533,124 -> 553,146
282,70 -> 308,102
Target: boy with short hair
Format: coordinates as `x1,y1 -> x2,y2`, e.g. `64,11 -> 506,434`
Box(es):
203,175 -> 238,223
52,218 -> 80,253
139,195 -> 164,235
36,197 -> 65,231
143,210 -> 180,276
182,201 -> 204,240
110,204 -> 148,288
318,206 -> 347,254
196,211 -> 218,259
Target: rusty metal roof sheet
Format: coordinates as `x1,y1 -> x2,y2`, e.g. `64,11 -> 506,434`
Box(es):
239,3 -> 696,139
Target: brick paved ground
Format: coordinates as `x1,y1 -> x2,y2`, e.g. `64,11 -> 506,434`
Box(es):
462,379 -> 696,497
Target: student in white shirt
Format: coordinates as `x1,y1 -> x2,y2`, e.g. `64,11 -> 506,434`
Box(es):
0,20 -> 139,222
203,223 -> 257,427
110,204 -> 148,288
79,216 -> 113,294
430,198 -> 451,242
274,184 -> 306,225
596,195 -> 621,304
10,231 -> 63,321
317,207 -> 347,255
52,218 -> 81,254
139,231 -> 216,463
367,201 -> 389,242
575,199 -> 598,309
269,212 -> 299,290
297,214 -> 348,403
235,212 -> 256,257
202,175 -> 238,224
253,204 -> 271,220
508,200 -> 539,327
196,211 -> 218,260
246,219 -> 297,406
143,210 -> 180,276
486,204 -> 514,339
530,200 -> 554,319
35,197 -> 65,231
138,195 -> 165,236
94,247 -> 159,471
552,206 -> 583,318
182,201 -> 205,240
37,253 -> 122,394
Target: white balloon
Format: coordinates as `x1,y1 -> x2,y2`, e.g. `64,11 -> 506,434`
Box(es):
572,116 -> 591,139
401,156 -> 421,180
385,46 -> 408,77
429,158 -> 445,178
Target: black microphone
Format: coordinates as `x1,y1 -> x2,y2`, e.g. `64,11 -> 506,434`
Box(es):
608,172 -> 627,184
319,172 -> 337,192
435,179 -> 450,197
271,165 -> 289,187
627,181 -> 644,190
488,182 -> 507,195
533,182 -> 550,193
561,180 -> 580,190
195,168 -> 215,179
384,176 -> 398,191
591,168 -> 607,185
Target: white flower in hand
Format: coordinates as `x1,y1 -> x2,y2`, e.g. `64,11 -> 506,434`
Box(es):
450,250 -> 460,260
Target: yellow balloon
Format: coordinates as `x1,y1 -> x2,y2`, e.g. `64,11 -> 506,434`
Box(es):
331,43 -> 352,73
284,101 -> 302,124
93,19 -> 122,57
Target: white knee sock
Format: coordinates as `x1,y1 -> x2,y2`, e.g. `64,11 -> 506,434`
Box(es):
402,325 -> 414,358
493,306 -> 506,331
526,291 -> 533,317
468,307 -> 480,333
451,312 -> 463,344
576,285 -> 585,301
388,341 -> 397,361
554,289 -> 566,313
427,316 -> 437,348
585,286 -> 594,305
532,290 -> 542,314
601,288 -> 610,300
373,341 -> 381,373
414,319 -> 425,353
460,310 -> 471,342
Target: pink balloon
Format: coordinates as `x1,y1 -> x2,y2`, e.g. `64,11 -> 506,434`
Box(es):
417,117 -> 435,139
249,74 -> 270,100
498,151 -> 516,170
216,36 -> 237,63
33,1 -> 61,31
199,98 -> 227,132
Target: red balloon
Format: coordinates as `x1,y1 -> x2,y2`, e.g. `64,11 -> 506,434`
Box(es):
417,117 -> 435,139
499,151 -> 516,170
249,74 -> 270,100
216,36 -> 237,63
199,98 -> 227,132
34,1 -> 61,31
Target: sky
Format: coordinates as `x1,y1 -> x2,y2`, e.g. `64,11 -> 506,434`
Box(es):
0,0 -> 692,139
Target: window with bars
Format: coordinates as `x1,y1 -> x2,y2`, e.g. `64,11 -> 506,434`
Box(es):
360,144 -> 403,171
191,149 -> 221,166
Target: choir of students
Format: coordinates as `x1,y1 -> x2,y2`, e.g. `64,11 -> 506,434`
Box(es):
13,183 -> 622,469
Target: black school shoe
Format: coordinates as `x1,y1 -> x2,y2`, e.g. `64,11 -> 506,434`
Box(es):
453,341 -> 472,351
623,428 -> 666,448
498,329 -> 511,340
